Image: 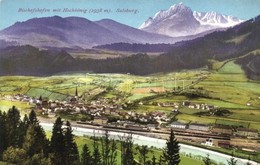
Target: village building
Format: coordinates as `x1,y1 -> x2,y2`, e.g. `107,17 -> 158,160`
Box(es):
234,128 -> 259,138
211,125 -> 233,135
125,124 -> 148,131
170,121 -> 187,129
189,123 -> 210,132
182,101 -> 191,106
147,124 -> 158,131
93,116 -> 108,125
202,138 -> 213,146
188,103 -> 196,109
217,141 -> 231,148
158,102 -> 179,107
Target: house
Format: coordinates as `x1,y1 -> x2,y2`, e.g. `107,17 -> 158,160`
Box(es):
189,123 -> 209,132
139,116 -> 148,123
41,99 -> 49,108
170,121 -> 187,129
172,109 -> 179,113
234,128 -> 259,138
70,97 -> 78,104
206,105 -> 215,110
147,124 -> 158,131
125,124 -> 148,131
195,104 -> 201,109
182,101 -> 191,106
139,101 -> 143,105
217,141 -> 231,148
93,116 -> 108,125
202,138 -> 213,146
212,125 -> 233,135
188,104 -> 196,109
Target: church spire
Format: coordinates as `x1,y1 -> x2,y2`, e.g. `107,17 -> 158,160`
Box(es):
75,86 -> 78,97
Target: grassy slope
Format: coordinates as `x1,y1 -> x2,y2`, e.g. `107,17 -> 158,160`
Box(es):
0,65 -> 259,129
46,131 -> 202,165
193,61 -> 260,129
0,100 -> 32,116
75,136 -> 203,165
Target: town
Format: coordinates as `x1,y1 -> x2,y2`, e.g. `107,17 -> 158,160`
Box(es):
4,88 -> 260,154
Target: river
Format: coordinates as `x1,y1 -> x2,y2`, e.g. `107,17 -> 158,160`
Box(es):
40,122 -> 258,165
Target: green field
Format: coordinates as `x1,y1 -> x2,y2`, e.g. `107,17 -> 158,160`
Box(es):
0,71 -> 202,102
0,100 -> 32,116
45,131 -> 203,165
0,61 -> 260,131
1,64 -> 260,163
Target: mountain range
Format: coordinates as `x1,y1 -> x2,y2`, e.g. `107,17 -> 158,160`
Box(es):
0,16 -> 181,49
0,3 -> 245,49
0,3 -> 258,79
139,3 -> 244,37
0,15 -> 259,79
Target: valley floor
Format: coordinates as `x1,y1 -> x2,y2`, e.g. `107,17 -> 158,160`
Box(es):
0,61 -> 260,162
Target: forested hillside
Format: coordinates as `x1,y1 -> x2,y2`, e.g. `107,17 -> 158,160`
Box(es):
0,16 -> 259,79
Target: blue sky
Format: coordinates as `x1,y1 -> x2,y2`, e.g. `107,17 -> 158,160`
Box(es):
0,0 -> 259,30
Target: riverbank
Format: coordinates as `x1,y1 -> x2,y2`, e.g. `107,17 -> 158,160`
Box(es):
40,122 -> 258,165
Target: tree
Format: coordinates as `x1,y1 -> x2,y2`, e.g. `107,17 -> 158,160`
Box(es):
151,155 -> 156,165
2,146 -> 27,164
227,153 -> 237,165
246,161 -> 252,165
5,106 -> 21,147
23,110 -> 49,157
101,131 -> 117,165
18,114 -> 30,147
108,139 -> 117,165
92,136 -> 102,165
81,144 -> 92,165
64,121 -> 80,165
23,152 -> 52,165
0,111 -> 7,159
163,129 -> 180,165
28,109 -> 38,125
101,131 -> 110,165
158,155 -> 163,165
136,145 -> 149,165
23,125 -> 37,156
50,117 -> 65,164
246,156 -> 252,165
120,134 -> 136,165
203,154 -> 212,165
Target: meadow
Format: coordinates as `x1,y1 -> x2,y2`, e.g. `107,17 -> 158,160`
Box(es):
45,131 -> 203,165
0,61 -> 260,131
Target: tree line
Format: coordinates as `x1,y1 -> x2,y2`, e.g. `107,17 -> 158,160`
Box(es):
0,106 -> 253,165
0,106 -> 181,165
93,43 -> 175,53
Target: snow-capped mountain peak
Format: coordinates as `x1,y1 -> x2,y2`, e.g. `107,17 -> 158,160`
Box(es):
139,2 -> 193,29
139,3 -> 245,37
193,11 -> 244,27
168,2 -> 190,12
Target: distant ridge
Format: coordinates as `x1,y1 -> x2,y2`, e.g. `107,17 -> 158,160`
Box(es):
0,16 -> 184,49
0,15 -> 259,79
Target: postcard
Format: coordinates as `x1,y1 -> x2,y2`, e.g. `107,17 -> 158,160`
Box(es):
0,0 -> 259,164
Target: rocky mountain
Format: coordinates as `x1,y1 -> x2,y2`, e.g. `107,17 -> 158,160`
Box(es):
139,3 -> 244,37
193,11 -> 244,27
0,16 -> 181,49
